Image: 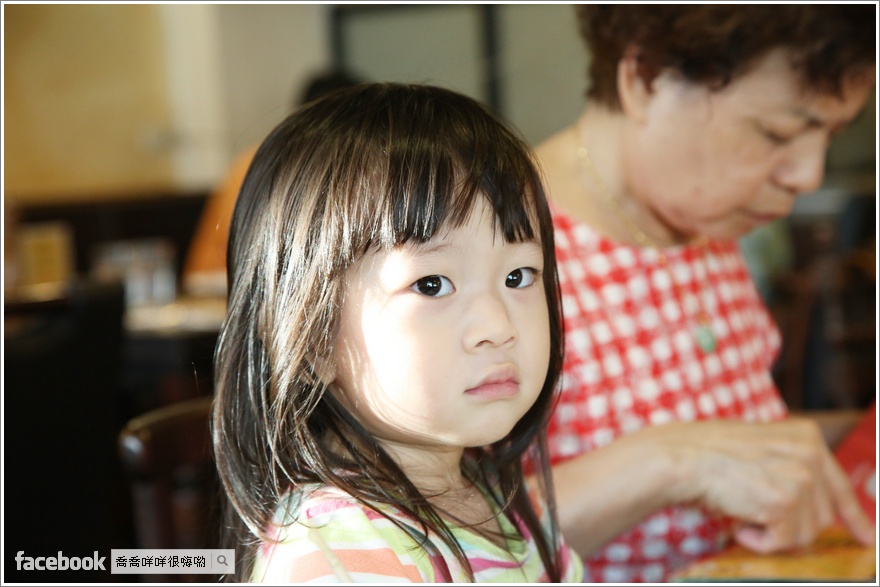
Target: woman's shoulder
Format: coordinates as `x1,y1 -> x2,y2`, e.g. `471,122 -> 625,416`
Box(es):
551,203 -> 630,268
552,204 -> 743,269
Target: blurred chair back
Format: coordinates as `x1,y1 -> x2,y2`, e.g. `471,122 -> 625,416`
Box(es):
117,395 -> 221,582
776,194 -> 876,411
4,279 -> 126,583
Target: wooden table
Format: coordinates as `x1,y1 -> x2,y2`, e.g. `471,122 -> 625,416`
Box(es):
121,296 -> 226,417
671,526 -> 875,582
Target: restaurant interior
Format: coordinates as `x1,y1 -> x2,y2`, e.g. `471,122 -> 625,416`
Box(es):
3,4 -> 876,583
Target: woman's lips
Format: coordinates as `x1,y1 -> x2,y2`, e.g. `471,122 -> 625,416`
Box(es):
744,210 -> 784,224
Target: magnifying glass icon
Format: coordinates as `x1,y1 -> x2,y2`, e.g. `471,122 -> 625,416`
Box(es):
217,555 -> 228,567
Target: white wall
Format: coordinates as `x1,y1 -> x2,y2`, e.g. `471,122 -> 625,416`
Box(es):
498,4 -> 587,146
8,3 -> 871,199
333,4 -> 588,146
158,4 -> 229,191
341,5 -> 485,101
179,4 -> 589,185
215,4 -> 332,158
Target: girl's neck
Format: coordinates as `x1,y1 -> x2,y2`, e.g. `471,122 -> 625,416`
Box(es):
323,429 -> 507,543
378,439 -> 469,493
379,440 -> 505,541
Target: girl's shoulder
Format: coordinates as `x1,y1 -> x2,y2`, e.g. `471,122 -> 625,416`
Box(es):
269,484 -> 417,542
254,484 -> 445,583
275,484 -> 372,520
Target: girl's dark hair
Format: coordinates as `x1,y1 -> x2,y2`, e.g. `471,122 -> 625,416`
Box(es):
578,4 -> 876,109
212,82 -> 565,581
295,68 -> 364,107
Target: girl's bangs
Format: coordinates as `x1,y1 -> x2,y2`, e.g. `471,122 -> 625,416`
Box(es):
277,84 -> 548,272
370,126 -> 544,251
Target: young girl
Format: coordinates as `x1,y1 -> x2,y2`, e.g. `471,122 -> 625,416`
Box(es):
212,82 -> 583,583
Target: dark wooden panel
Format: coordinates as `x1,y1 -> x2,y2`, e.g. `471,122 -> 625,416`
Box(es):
18,192 -> 209,282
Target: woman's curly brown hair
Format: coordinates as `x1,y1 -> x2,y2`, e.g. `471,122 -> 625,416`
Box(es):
578,4 -> 876,109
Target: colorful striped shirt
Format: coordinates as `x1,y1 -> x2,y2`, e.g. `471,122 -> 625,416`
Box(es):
251,483 -> 584,583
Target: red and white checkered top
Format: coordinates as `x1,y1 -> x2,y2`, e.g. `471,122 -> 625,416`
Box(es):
549,205 -> 788,582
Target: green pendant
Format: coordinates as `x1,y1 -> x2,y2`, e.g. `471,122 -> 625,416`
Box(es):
695,323 -> 717,353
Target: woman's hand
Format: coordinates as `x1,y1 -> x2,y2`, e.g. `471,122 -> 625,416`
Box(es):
656,417 -> 876,553
552,415 -> 875,558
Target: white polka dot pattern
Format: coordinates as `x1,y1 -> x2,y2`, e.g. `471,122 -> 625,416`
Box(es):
550,207 -> 788,582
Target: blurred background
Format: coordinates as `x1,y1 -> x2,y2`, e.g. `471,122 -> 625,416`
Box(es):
2,4 -> 876,582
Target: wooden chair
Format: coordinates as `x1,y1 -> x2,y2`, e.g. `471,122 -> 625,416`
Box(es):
773,194 -> 876,412
774,249 -> 876,411
118,395 -> 222,582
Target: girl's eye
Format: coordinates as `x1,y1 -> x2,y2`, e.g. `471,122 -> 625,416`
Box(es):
412,275 -> 454,297
506,267 -> 539,289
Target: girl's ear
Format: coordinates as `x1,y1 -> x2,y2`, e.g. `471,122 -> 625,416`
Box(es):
312,356 -> 337,386
617,46 -> 653,124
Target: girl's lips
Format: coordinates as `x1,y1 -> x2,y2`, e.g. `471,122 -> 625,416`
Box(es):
465,379 -> 519,399
466,368 -> 520,399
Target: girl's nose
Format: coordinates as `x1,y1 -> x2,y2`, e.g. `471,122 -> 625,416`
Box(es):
464,291 -> 517,350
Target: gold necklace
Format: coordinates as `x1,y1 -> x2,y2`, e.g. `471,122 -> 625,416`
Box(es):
573,129 -> 717,354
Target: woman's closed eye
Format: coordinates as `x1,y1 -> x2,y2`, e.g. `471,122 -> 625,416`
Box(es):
760,127 -> 795,146
755,121 -> 799,146
412,275 -> 455,297
506,267 -> 540,289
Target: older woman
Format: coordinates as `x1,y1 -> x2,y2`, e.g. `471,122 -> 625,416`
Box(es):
536,5 -> 876,582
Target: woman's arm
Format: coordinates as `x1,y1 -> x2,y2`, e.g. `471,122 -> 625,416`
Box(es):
550,424 -> 688,556
551,416 -> 876,558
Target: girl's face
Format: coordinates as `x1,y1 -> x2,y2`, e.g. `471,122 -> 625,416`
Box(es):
330,198 -> 550,463
623,49 -> 875,241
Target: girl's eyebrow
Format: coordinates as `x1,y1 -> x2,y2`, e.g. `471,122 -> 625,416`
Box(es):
408,241 -> 451,256
516,240 -> 546,258
404,234 -> 543,259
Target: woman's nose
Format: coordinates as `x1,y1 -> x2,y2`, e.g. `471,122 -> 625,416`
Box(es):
464,291 -> 517,349
774,133 -> 828,195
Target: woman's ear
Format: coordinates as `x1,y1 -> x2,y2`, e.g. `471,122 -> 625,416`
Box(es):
617,47 -> 653,123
